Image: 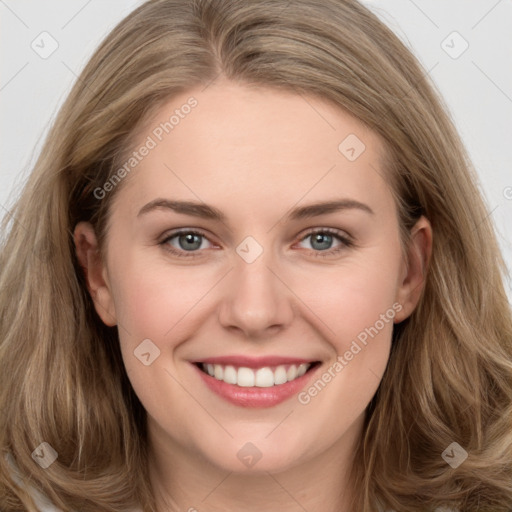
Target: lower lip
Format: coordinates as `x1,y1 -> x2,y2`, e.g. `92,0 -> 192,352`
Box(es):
192,363 -> 320,408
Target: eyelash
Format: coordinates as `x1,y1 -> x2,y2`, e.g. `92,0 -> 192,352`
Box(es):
159,227 -> 354,259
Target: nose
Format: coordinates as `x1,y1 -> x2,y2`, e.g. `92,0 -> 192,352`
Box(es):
217,249 -> 295,339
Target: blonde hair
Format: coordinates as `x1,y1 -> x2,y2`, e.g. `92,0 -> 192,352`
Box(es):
1,0 -> 511,511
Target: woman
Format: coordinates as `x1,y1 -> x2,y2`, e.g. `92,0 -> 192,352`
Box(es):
1,0 -> 511,511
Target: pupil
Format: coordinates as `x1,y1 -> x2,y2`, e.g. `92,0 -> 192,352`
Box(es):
313,233 -> 332,251
180,233 -> 201,251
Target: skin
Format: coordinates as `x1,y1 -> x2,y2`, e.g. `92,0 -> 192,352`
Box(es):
74,79 -> 432,512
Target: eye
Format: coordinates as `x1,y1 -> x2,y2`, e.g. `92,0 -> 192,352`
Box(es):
296,228 -> 353,257
160,229 -> 214,258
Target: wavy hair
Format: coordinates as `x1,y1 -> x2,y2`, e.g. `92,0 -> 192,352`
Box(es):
1,0 -> 511,511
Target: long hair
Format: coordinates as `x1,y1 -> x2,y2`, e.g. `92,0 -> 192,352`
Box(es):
1,1 -> 511,511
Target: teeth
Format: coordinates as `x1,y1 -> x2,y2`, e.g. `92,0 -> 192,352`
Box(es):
223,365 -> 237,384
297,363 -> 308,377
237,367 -> 255,387
287,365 -> 297,381
255,367 -> 274,387
201,362 -> 312,387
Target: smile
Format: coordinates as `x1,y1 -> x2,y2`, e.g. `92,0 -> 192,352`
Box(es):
192,356 -> 322,408
198,362 -> 315,387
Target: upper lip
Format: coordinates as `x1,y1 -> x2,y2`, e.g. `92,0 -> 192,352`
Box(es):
192,355 -> 319,369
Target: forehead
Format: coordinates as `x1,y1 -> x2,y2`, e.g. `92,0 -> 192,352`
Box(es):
114,80 -> 393,218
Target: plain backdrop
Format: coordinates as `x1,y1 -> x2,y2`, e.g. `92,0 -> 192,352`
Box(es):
1,0 -> 511,301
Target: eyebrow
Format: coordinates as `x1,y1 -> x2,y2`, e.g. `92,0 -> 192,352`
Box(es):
137,198 -> 374,221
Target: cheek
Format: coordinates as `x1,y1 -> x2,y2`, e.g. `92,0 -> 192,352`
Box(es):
111,256 -> 213,337
302,250 -> 402,348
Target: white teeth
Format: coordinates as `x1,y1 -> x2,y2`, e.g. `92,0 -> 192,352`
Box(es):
201,362 -> 313,387
237,367 -> 255,387
255,367 -> 274,387
223,365 -> 237,384
274,365 -> 288,385
297,363 -> 308,377
214,365 -> 223,380
286,365 -> 298,381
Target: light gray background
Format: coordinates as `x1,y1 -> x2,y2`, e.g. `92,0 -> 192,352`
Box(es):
1,0 -> 511,300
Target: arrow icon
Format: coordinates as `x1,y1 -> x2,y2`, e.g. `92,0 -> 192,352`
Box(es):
338,134 -> 365,161
31,442 -> 58,468
36,39 -> 45,48
237,442 -> 263,468
442,441 -> 468,468
236,236 -> 263,263
445,39 -> 455,48
134,339 -> 161,365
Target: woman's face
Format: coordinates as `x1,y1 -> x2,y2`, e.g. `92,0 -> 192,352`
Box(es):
76,79 -> 430,474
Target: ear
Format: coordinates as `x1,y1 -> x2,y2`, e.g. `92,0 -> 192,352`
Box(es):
394,215 -> 433,323
73,221 -> 117,327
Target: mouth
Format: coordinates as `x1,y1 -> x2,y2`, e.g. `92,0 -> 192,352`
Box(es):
194,361 -> 321,387
191,358 -> 322,408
